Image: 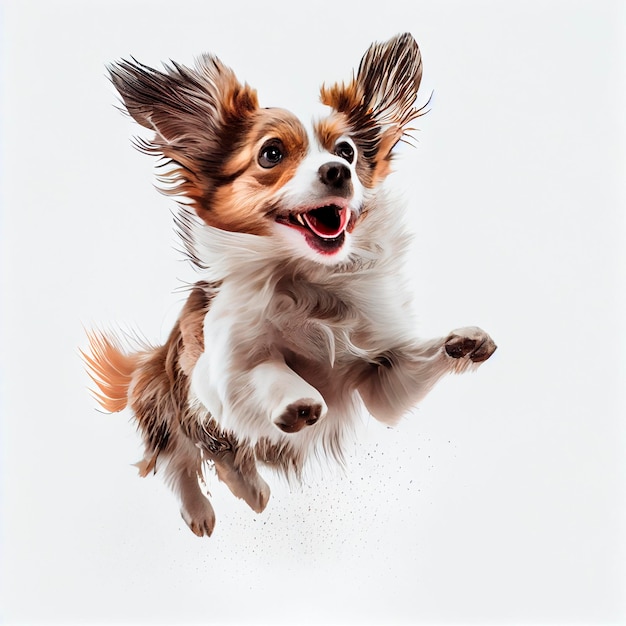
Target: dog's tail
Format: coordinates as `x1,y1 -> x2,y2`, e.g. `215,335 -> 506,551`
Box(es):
82,329 -> 180,477
81,331 -> 143,413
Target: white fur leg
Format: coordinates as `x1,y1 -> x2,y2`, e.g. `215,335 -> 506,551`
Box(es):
359,327 -> 496,424
251,361 -> 328,434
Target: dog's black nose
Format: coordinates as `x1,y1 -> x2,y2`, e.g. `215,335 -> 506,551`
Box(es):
319,162 -> 351,190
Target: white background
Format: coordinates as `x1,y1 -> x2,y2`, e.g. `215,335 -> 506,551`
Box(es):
1,1 -> 625,624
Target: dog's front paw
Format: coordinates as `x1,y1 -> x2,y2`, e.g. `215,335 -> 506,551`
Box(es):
273,399 -> 327,434
444,326 -> 497,364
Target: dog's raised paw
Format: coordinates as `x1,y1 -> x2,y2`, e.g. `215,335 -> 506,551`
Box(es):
274,400 -> 325,433
444,326 -> 497,364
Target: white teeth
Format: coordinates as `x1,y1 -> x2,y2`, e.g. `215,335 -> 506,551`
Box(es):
295,214 -> 306,226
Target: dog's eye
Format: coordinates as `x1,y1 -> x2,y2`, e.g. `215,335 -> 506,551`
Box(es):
334,141 -> 355,164
258,140 -> 284,168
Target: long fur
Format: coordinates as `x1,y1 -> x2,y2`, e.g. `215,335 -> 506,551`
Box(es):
85,33 -> 496,536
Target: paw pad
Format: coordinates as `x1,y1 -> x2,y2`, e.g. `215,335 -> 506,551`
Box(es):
444,327 -> 497,363
276,400 -> 323,433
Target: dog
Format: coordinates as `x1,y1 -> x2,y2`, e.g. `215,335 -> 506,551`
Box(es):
83,33 -> 496,537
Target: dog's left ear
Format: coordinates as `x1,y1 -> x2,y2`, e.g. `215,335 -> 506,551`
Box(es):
321,33 -> 424,184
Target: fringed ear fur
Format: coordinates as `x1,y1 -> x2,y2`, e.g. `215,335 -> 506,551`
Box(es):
355,32 -> 423,133
320,32 -> 425,184
107,55 -> 259,217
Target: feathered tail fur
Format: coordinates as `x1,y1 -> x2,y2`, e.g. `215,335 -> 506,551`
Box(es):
82,332 -> 140,414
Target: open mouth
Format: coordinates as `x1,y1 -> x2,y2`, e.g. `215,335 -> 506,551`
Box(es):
276,204 -> 352,255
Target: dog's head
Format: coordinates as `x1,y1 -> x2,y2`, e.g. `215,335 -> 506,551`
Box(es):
109,33 -> 424,264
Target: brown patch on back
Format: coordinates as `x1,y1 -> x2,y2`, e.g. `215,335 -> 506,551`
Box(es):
178,281 -> 217,374
127,340 -> 179,458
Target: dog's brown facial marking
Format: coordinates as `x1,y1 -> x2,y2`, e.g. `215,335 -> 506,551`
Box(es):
208,108 -> 309,235
316,111 -> 353,151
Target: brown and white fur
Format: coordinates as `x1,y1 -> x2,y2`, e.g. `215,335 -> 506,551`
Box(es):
84,33 -> 496,537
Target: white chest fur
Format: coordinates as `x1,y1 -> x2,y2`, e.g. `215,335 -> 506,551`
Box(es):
187,190 -> 416,447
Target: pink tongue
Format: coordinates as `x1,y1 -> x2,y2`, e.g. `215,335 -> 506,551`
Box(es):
302,206 -> 348,239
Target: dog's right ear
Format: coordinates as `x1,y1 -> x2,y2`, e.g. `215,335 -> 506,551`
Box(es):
108,56 -> 259,213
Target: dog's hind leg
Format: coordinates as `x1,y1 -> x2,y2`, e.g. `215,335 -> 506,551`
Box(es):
123,331 -> 217,537
211,448 -> 271,514
160,437 -> 216,537
177,470 -> 216,537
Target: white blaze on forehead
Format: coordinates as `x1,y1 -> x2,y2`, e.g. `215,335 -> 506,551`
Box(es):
287,101 -> 335,149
